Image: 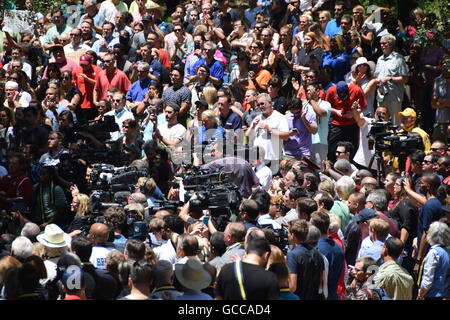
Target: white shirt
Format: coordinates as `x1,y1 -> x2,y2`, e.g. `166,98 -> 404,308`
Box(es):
255,162 -> 272,190
353,116 -> 377,170
105,108 -> 135,141
158,122 -> 186,148
154,240 -> 178,265
98,0 -> 118,23
64,42 -> 91,54
90,246 -> 115,270
250,110 -> 289,160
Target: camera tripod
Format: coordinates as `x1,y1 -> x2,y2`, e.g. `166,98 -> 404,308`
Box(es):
368,149 -> 385,186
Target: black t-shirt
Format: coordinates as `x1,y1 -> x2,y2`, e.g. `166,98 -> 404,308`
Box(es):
215,261 -> 279,300
286,243 -> 324,300
388,198 -> 418,249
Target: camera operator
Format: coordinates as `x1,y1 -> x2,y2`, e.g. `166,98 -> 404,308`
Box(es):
352,105 -> 390,171
398,108 -> 431,153
142,140 -> 175,195
200,143 -> 260,199
103,206 -> 128,253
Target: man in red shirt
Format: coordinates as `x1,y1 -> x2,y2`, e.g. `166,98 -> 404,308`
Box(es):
93,53 -> 131,105
73,54 -> 102,121
326,81 -> 366,162
0,154 -> 32,212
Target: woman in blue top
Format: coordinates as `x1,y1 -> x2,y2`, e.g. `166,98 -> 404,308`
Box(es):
197,109 -> 226,146
321,34 -> 350,83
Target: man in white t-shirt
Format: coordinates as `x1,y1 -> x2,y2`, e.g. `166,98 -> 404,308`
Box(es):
352,105 -> 390,170
252,145 -> 272,190
154,103 -> 186,150
104,92 -> 135,141
246,93 -> 289,171
305,82 -> 332,167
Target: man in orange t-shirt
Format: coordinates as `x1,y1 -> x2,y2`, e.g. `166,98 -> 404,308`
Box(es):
248,54 -> 271,93
73,54 -> 102,120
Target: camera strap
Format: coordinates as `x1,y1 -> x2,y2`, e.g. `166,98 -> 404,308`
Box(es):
233,260 -> 247,300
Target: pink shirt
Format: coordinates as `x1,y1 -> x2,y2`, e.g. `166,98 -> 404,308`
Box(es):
42,59 -> 79,79
94,68 -> 131,100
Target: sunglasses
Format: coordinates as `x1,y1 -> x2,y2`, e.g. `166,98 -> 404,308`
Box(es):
431,147 -> 444,151
113,99 -> 122,102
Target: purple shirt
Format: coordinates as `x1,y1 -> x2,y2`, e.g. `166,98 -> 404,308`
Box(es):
284,111 -> 316,156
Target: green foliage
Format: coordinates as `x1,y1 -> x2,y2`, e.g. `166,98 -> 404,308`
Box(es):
31,0 -> 64,15
358,0 -> 398,16
414,0 -> 450,46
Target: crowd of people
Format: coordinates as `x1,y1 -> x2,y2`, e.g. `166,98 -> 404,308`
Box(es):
0,0 -> 449,301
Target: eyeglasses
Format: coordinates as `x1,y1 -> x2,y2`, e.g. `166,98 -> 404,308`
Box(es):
113,99 -> 122,102
256,102 -> 266,107
341,21 -> 349,25
423,160 -> 431,164
48,137 -> 59,140
7,77 -> 18,81
137,70 -> 147,73
431,147 -> 444,151
174,29 -> 182,32
335,150 -> 346,154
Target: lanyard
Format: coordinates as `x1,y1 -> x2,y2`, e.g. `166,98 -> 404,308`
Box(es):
234,260 -> 247,300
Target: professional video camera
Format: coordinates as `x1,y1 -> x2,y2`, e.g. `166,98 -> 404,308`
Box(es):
71,145 -> 130,167
86,163 -> 149,214
87,163 -> 149,191
177,167 -> 242,231
368,119 -> 422,156
76,115 -> 119,142
146,200 -> 184,216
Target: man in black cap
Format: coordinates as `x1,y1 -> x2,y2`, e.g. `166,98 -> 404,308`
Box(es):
325,80 -> 367,162
343,208 -> 377,266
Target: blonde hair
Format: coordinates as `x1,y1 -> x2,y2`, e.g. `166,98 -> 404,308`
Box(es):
201,109 -> 220,126
0,256 -> 21,285
266,245 -> 286,270
76,193 -> 91,217
319,10 -> 332,21
304,31 -> 320,50
203,85 -> 217,109
369,218 -> 390,240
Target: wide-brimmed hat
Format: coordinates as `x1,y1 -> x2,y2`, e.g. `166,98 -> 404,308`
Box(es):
353,57 -> 375,73
175,259 -> 211,291
37,224 -> 71,248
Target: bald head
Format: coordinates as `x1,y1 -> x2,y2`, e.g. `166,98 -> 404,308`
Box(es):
89,223 -> 110,245
155,210 -> 172,218
361,176 -> 378,186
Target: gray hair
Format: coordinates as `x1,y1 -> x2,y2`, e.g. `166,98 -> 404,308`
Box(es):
334,159 -> 352,174
427,221 -> 450,247
257,93 -> 272,104
335,176 -> 355,200
5,81 -> 19,90
381,33 -> 396,47
204,41 -> 217,51
136,61 -> 150,72
20,222 -> 41,241
306,224 -> 321,246
366,189 -> 388,211
11,236 -> 33,260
